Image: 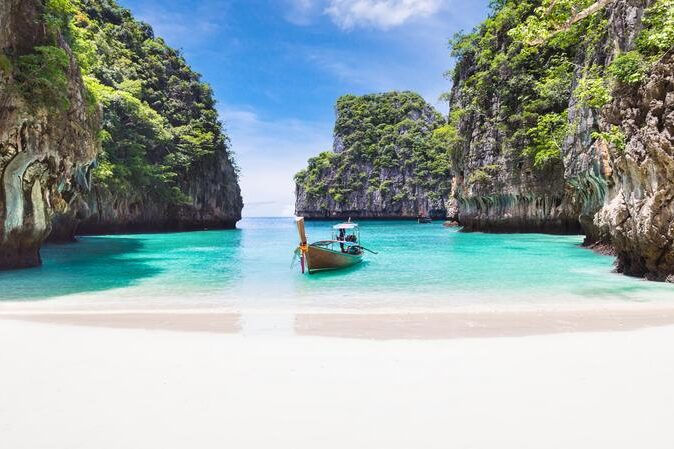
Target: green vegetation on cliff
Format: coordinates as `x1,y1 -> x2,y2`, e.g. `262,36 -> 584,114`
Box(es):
637,0 -> 674,57
448,0 -> 674,177
296,0 -> 674,217
448,0 -> 613,171
1,1 -> 78,112
295,92 -> 451,206
14,45 -> 71,111
30,0 -> 236,203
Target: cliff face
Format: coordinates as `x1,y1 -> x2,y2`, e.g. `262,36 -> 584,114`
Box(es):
449,72 -> 585,233
49,0 -> 242,238
77,148 -> 241,234
449,0 -> 674,280
596,53 -> 674,280
447,0 -> 636,234
295,92 -> 452,219
0,0 -> 99,268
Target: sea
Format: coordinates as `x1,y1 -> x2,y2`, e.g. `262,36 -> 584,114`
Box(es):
0,217 -> 672,311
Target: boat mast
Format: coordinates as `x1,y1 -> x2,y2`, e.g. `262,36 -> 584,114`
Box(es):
295,217 -> 309,273
296,217 -> 308,245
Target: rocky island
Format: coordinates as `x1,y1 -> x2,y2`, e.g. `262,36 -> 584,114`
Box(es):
0,0 -> 242,269
295,91 -> 454,220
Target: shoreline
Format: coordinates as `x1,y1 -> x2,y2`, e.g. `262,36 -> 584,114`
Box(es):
4,301 -> 674,339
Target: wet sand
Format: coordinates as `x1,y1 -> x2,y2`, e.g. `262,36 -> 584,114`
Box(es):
295,307 -> 674,339
4,304 -> 674,338
1,310 -> 243,334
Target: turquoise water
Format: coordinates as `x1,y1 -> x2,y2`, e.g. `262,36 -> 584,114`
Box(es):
0,217 -> 672,310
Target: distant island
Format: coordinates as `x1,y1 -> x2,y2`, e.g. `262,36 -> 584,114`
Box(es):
295,91 -> 453,220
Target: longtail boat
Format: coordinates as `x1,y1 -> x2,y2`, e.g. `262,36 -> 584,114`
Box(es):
294,217 -> 375,274
417,213 -> 432,224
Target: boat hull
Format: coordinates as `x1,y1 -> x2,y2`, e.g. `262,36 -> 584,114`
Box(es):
306,245 -> 363,273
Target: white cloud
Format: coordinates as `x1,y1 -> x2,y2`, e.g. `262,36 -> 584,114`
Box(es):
220,106 -> 333,217
285,0 -> 442,29
326,0 -> 442,29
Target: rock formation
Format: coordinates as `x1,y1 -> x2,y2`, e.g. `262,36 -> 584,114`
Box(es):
49,0 -> 242,238
1,0 -> 242,271
76,150 -> 242,234
596,53 -> 674,280
447,1 -> 624,235
0,0 -> 99,268
445,0 -> 674,280
295,92 -> 452,219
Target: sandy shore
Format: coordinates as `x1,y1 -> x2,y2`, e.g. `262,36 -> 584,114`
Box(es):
1,317 -> 674,449
5,303 -> 674,338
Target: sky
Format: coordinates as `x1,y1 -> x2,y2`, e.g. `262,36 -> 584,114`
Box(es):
117,0 -> 491,216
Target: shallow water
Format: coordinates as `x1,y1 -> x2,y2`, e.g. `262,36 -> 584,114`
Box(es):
0,217 -> 672,311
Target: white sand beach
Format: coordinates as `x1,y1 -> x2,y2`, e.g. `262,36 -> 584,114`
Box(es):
2,313 -> 674,449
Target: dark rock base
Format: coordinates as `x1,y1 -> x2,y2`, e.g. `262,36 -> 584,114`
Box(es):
615,253 -> 674,283
0,243 -> 41,270
47,216 -> 80,243
299,212 -> 447,221
459,217 -> 583,235
75,219 -> 238,236
583,241 -> 616,256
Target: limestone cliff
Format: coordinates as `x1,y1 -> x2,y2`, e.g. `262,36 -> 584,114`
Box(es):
446,0 -> 630,234
596,53 -> 674,280
295,92 -> 452,219
50,0 -> 242,238
76,149 -> 242,234
449,0 -> 674,280
0,0 -> 99,268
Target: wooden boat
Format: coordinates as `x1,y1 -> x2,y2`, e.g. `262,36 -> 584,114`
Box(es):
294,217 -> 371,274
418,217 -> 432,224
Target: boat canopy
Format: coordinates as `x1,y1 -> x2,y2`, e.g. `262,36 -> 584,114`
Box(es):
333,223 -> 358,230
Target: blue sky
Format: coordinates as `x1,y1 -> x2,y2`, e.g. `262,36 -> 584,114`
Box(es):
117,0 -> 491,216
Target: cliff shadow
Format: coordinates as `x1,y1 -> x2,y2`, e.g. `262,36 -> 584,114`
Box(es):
0,237 -> 162,301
